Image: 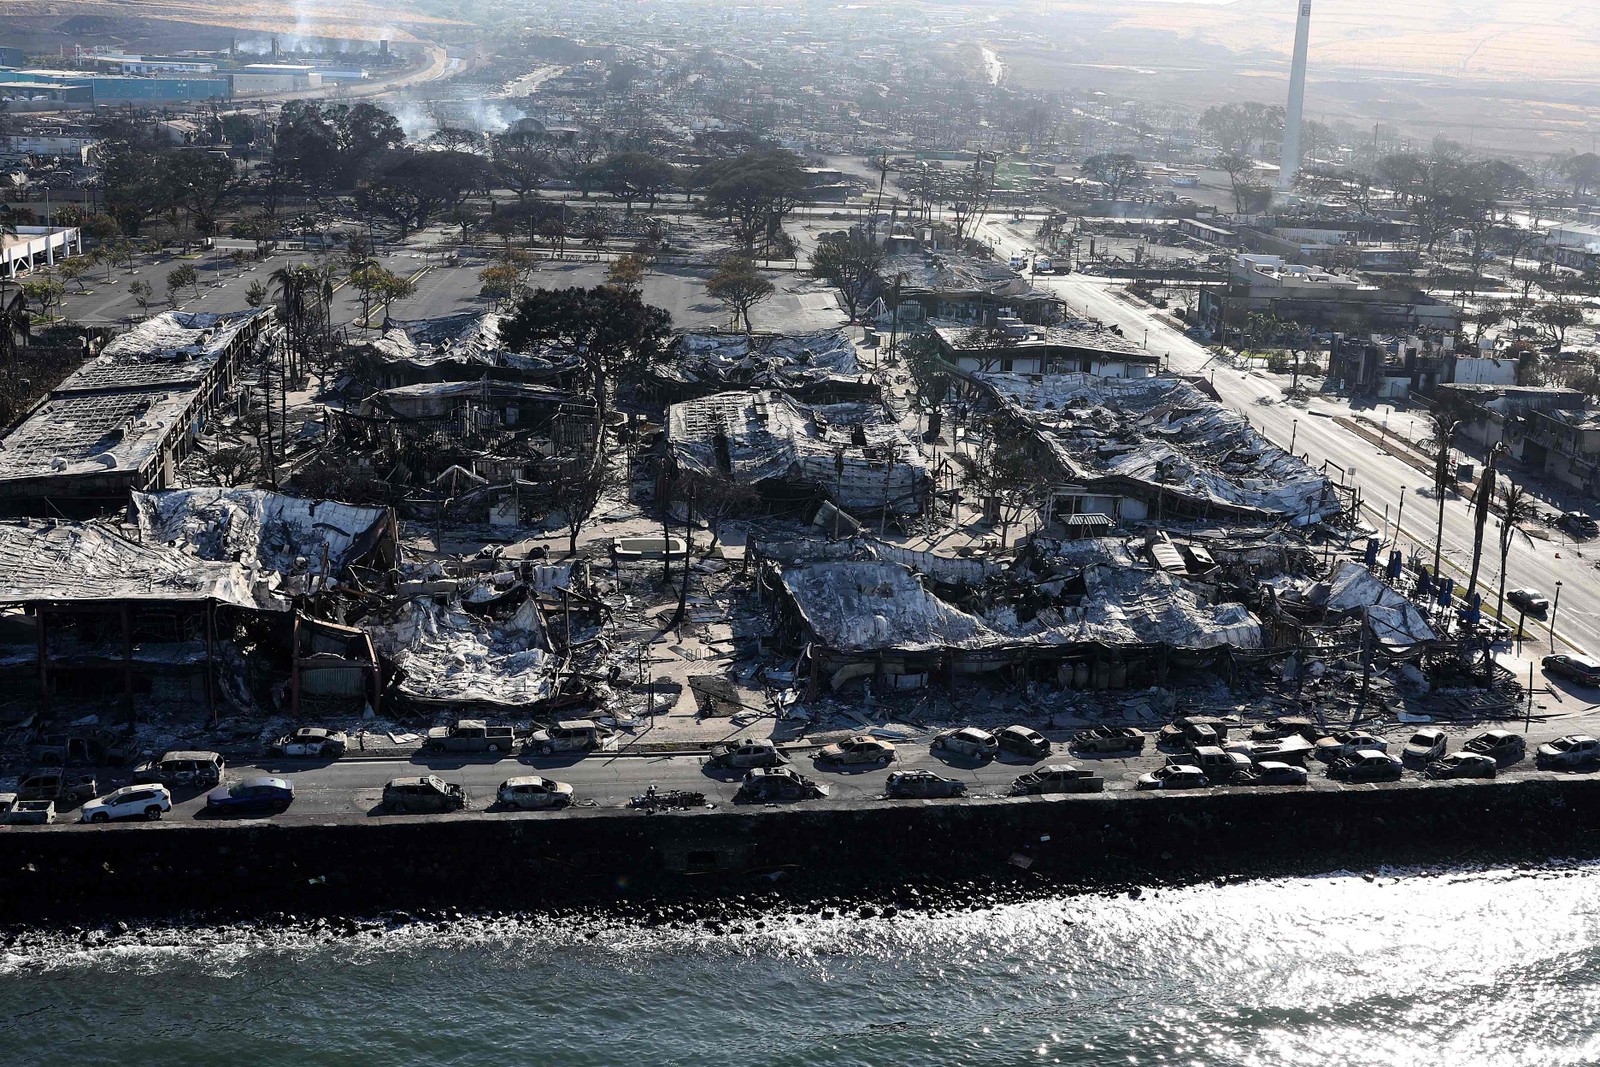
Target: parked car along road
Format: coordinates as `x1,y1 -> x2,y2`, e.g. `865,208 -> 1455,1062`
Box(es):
1136,765 -> 1209,791
816,735 -> 896,767
426,719 -> 516,754
884,769 -> 967,799
1315,732 -> 1388,763
1423,753 -> 1499,780
1507,588 -> 1550,615
1327,752 -> 1404,783
1543,654 -> 1600,687
1070,726 -> 1144,754
737,767 -> 828,803
997,725 -> 1052,759
1401,729 -> 1448,765
1013,764 -> 1105,794
931,727 -> 999,760
268,727 -> 349,758
496,776 -> 573,810
1234,761 -> 1308,787
1464,730 -> 1526,767
132,751 -> 224,789
526,720 -> 613,757
80,784 -> 172,823
205,777 -> 295,815
1536,735 -> 1600,770
17,771 -> 98,807
705,739 -> 788,770
384,775 -> 466,813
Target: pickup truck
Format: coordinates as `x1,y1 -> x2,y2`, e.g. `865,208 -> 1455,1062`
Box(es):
1070,726 -> 1146,754
424,719 -> 517,754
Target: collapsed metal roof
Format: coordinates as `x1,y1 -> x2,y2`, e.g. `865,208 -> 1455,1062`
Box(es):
364,311 -> 574,373
668,388 -> 930,514
979,372 -> 1339,522
0,519 -> 262,608
655,328 -> 863,388
780,545 -> 1263,655
129,488 -> 394,588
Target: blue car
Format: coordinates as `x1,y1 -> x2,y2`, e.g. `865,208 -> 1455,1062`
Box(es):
205,776 -> 294,815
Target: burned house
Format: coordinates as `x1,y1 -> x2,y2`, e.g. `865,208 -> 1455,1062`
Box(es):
0,309 -> 270,518
929,317 -> 1159,378
975,373 -> 1342,526
667,389 -> 931,518
760,536 -> 1269,693
128,488 -> 398,598
874,252 -> 1065,327
323,377 -> 596,515
347,311 -> 579,390
364,561 -> 579,715
0,518 -> 275,720
643,328 -> 876,406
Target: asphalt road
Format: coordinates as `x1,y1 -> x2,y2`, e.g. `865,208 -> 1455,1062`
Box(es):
978,217 -> 1600,664
30,707 -> 1600,830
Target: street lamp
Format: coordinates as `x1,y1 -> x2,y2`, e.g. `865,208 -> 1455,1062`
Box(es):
1552,580 -> 1564,650
1290,419 -> 1298,454
1395,489 -> 1407,551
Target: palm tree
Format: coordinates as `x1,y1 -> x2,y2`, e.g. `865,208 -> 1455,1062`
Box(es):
1465,441 -> 1505,598
1494,483 -> 1541,633
1423,409 -> 1464,580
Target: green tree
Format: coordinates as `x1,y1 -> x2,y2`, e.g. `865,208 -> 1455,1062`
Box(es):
1494,483 -> 1540,631
166,264 -> 199,305
1080,153 -> 1144,201
809,230 -> 886,323
697,149 -> 807,253
501,285 -> 673,453
129,279 -> 154,313
706,256 -> 774,332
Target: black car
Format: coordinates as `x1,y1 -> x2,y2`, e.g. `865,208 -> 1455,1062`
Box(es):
997,725 -> 1052,759
1560,512 -> 1599,539
1543,654 -> 1600,687
884,770 -> 967,800
1327,752 -> 1403,783
737,767 -> 827,803
1423,753 -> 1498,780
1463,730 -> 1526,767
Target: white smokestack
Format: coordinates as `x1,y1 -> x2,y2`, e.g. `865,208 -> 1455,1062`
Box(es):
1279,0 -> 1312,191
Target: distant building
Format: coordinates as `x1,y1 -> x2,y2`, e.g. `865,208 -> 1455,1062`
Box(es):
229,64 -> 322,95
7,69 -> 229,103
2,225 -> 82,280
1200,253 -> 1459,336
1518,408 -> 1600,495
929,315 -> 1159,378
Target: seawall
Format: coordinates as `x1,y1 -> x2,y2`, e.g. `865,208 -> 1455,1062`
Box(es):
2,779 -> 1595,922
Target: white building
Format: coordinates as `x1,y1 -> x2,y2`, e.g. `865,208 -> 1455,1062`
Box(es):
2,225 -> 82,279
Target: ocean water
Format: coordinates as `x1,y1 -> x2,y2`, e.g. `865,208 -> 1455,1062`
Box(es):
4,865 -> 1599,1067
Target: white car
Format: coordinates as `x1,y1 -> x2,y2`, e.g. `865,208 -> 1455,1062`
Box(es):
1401,728 -> 1447,765
80,784 -> 173,823
1536,735 -> 1600,770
